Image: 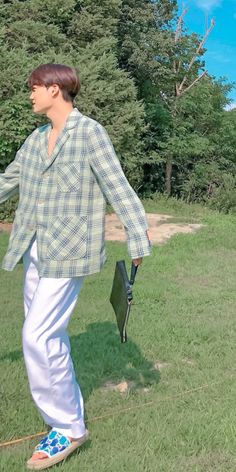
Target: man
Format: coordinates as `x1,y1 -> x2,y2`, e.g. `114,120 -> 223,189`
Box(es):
0,63 -> 151,469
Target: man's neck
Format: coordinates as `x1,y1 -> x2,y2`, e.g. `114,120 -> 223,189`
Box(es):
47,102 -> 74,132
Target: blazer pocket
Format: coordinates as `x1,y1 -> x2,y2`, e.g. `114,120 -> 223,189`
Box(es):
45,215 -> 87,260
57,162 -> 81,192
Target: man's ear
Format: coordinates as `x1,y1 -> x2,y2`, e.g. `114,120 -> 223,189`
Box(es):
50,84 -> 60,98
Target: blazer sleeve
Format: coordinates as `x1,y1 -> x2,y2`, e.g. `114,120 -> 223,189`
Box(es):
0,150 -> 22,204
87,123 -> 151,259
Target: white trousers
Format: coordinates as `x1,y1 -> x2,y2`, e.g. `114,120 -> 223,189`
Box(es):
22,234 -> 86,439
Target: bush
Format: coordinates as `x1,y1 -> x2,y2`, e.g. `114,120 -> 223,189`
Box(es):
181,163 -> 236,214
0,196 -> 18,222
207,173 -> 236,214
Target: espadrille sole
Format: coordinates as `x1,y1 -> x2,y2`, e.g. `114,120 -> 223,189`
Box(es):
27,430 -> 89,470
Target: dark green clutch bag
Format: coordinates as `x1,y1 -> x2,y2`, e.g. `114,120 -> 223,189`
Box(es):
110,260 -> 138,343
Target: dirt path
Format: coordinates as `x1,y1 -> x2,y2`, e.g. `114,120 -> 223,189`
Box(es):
0,222 -> 12,233
105,213 -> 203,244
0,214 -> 203,244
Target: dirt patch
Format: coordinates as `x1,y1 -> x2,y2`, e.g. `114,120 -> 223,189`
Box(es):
101,380 -> 152,394
0,222 -> 12,233
105,213 -> 204,245
101,380 -> 135,393
0,213 -> 204,244
153,361 -> 170,371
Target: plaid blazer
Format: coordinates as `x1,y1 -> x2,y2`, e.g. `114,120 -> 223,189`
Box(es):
0,108 -> 151,277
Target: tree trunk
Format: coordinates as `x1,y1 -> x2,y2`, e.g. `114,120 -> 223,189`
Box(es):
165,156 -> 172,195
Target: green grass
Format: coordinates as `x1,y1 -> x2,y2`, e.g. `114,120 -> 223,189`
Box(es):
0,199 -> 236,471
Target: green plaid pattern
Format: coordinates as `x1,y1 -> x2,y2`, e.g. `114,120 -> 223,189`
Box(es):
0,109 -> 151,277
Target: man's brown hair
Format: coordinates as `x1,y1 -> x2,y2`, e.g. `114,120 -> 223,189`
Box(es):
28,64 -> 80,102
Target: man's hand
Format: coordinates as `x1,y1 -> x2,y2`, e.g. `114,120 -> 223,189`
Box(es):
132,257 -> 143,267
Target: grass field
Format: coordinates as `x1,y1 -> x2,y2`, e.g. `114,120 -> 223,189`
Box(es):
0,198 -> 235,471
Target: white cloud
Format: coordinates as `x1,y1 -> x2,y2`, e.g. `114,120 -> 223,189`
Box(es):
195,0 -> 222,11
225,103 -> 236,111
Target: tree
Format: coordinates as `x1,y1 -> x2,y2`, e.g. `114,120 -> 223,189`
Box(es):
138,1 -> 235,207
173,76 -> 233,196
161,10 -> 215,195
114,0 -> 179,192
117,0 -> 177,93
0,0 -> 74,170
69,0 -> 146,186
0,0 -> 235,213
0,0 -> 146,187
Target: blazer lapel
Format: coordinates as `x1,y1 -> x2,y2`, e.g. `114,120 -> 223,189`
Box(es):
39,108 -> 82,170
39,124 -> 50,163
39,125 -> 70,171
45,130 -> 70,169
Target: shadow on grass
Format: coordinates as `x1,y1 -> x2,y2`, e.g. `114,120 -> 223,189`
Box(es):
70,321 -> 160,400
0,322 -> 160,401
0,350 -> 23,362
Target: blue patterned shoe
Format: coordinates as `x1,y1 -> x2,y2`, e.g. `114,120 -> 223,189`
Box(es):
27,429 -> 89,470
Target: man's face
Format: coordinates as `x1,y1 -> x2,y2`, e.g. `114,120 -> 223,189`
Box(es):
30,84 -> 55,114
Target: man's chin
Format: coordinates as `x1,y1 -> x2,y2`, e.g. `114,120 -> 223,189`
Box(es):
32,107 -> 46,115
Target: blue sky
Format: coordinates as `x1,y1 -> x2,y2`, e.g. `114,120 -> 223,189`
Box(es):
177,0 -> 236,108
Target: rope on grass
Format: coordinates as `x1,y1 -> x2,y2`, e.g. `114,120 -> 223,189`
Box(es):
0,376 -> 233,449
